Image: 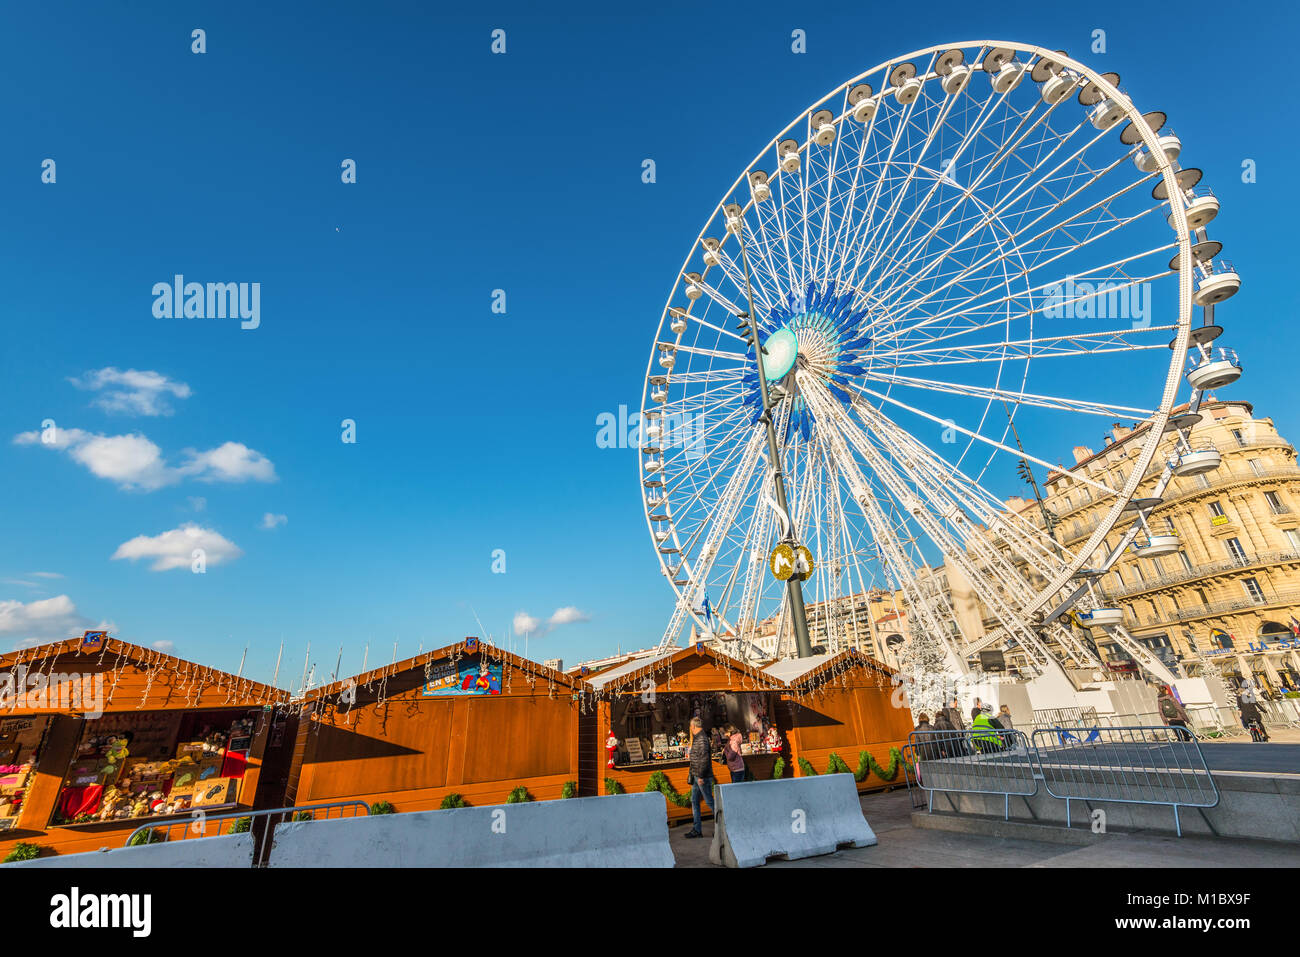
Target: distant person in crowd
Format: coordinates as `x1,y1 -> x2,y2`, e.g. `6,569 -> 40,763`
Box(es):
684,717 -> 715,838
970,705 -> 983,724
997,704 -> 1014,729
912,713 -> 935,770
971,703 -> 1005,753
932,706 -> 965,758
945,697 -> 966,730
1156,685 -> 1191,740
723,724 -> 747,783
1237,693 -> 1269,742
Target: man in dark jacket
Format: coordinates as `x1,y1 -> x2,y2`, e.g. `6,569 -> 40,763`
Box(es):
685,717 -> 715,838
945,697 -> 966,730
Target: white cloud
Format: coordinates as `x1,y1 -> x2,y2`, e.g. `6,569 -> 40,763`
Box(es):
152,640 -> 175,652
14,428 -> 276,491
2,580 -> 38,588
260,512 -> 287,530
111,523 -> 243,572
180,442 -> 276,483
514,606 -> 591,637
70,367 -> 192,417
69,432 -> 171,489
513,611 -> 542,636
31,572 -> 63,579
548,606 -> 591,627
188,497 -> 207,512
0,594 -> 108,645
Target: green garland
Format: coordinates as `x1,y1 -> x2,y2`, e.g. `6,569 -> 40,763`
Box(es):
797,757 -> 819,777
440,793 -> 468,809
644,770 -> 691,808
230,816 -> 252,833
772,757 -> 786,779
506,786 -> 533,804
824,748 -> 912,782
827,752 -> 853,776
560,781 -> 577,799
370,801 -> 396,815
2,842 -> 40,863
604,778 -> 625,795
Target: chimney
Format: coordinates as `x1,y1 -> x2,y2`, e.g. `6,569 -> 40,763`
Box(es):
1111,422 -> 1131,441
1072,445 -> 1094,464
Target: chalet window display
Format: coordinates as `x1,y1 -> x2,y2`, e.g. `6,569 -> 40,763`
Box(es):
51,708 -> 259,826
609,691 -> 782,768
0,716 -> 52,831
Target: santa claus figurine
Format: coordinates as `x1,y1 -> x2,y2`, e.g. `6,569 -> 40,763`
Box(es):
605,731 -> 619,769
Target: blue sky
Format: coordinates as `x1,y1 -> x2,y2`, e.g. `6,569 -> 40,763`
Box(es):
1,1 -> 1297,685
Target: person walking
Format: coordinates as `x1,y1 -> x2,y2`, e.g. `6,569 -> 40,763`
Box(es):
723,724 -> 747,783
1156,686 -> 1192,740
684,717 -> 715,838
1238,693 -> 1269,742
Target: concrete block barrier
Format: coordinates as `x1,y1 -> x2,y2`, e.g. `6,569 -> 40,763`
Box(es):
709,774 -> 878,867
266,793 -> 675,867
1,833 -> 255,868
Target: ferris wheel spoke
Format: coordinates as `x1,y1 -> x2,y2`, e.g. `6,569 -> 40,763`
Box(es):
877,326 -> 1177,368
862,370 -> 1156,419
876,145 -> 1157,329
854,70 -> 1038,295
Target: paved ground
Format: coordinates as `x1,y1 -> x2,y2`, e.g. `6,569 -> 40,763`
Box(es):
1198,742 -> 1300,773
670,786 -> 1297,868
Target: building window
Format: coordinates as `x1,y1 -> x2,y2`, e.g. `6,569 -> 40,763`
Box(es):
1265,490 -> 1286,514
1179,552 -> 1194,573
1114,569 -> 1124,588
1286,528 -> 1300,552
1132,563 -> 1145,584
1208,500 -> 1225,518
1231,428 -> 1246,447
1225,537 -> 1248,562
1196,474 -> 1212,490
1242,577 -> 1265,602
1248,458 -> 1263,476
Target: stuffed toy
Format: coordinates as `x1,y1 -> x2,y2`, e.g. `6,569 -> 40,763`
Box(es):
605,731 -> 618,769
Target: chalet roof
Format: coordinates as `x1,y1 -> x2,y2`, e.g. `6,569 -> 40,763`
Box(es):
0,635 -> 289,706
763,648 -> 895,688
584,644 -> 785,692
303,637 -> 581,701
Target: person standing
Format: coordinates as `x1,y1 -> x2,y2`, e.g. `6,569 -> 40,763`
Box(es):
723,724 -> 747,783
971,704 -> 1004,753
945,697 -> 966,731
997,704 -> 1014,729
684,717 -> 715,838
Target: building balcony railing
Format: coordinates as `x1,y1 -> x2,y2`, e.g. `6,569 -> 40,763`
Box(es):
1059,465 -> 1300,545
1118,586 -> 1300,630
1099,549 -> 1300,600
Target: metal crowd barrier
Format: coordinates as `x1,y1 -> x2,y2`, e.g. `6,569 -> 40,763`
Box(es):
1029,726 -> 1219,837
126,800 -> 370,866
908,726 -> 1221,836
905,729 -> 1036,820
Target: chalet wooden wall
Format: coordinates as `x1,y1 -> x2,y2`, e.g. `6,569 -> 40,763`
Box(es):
781,664 -> 913,792
292,649 -> 582,812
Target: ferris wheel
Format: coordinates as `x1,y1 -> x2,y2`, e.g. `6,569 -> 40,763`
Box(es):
640,41 -> 1243,696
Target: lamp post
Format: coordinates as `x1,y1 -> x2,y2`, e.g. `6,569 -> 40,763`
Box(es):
734,219 -> 814,659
